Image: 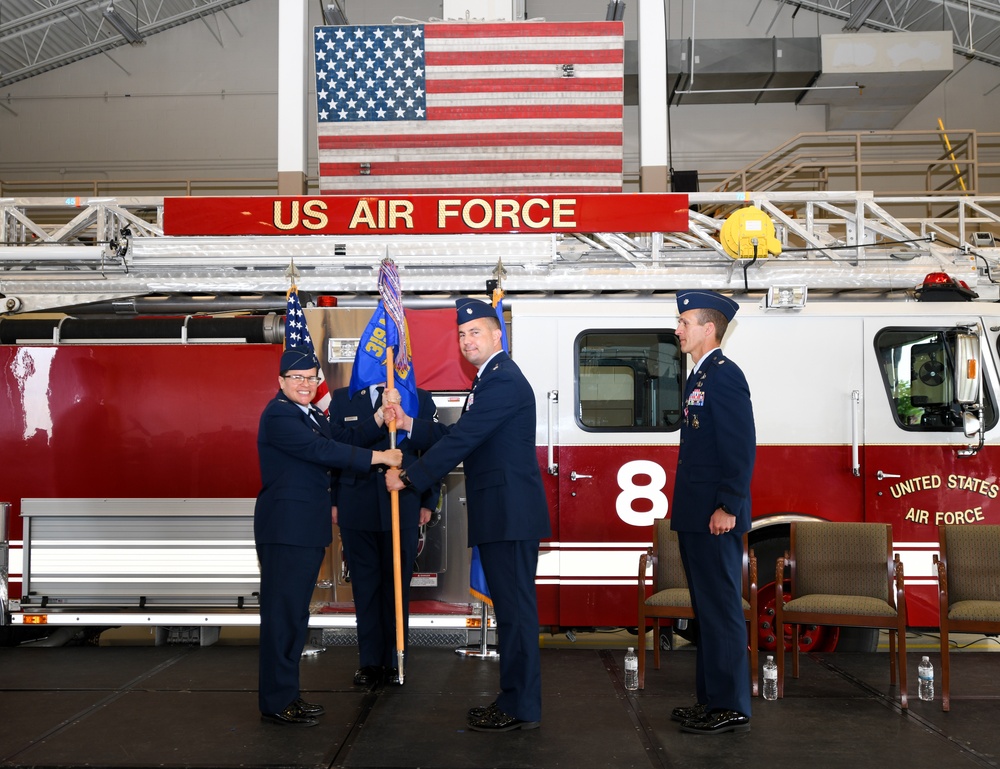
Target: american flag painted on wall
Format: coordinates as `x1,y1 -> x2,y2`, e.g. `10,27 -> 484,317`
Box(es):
313,21 -> 624,194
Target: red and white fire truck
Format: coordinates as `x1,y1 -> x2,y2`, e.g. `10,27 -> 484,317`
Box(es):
2,190 -> 999,651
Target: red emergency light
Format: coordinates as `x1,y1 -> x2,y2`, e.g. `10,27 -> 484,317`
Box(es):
916,272 -> 978,302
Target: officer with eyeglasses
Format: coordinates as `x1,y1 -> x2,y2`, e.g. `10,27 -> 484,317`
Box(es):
255,347 -> 403,727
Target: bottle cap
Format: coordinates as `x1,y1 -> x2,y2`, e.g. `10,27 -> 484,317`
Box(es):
627,647 -> 634,652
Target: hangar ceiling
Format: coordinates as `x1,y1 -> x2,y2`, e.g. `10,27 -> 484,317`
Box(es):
0,0 -> 253,89
778,0 -> 1000,68
0,0 -> 997,124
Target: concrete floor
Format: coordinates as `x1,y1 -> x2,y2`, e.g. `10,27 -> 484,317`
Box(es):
1,631 -> 998,769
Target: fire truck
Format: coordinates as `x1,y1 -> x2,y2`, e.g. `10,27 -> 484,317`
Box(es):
2,190 -> 999,652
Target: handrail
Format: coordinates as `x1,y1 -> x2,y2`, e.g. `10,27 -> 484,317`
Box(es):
714,129 -> 1000,196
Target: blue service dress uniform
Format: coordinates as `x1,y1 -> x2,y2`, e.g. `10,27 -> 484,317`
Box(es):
670,347 -> 756,717
403,351 -> 552,723
329,386 -> 441,672
254,391 -> 384,715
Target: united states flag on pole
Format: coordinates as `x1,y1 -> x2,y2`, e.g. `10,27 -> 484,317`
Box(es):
314,21 -> 624,194
286,286 -> 331,414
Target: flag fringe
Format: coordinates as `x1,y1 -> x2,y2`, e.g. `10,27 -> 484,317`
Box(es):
470,589 -> 493,607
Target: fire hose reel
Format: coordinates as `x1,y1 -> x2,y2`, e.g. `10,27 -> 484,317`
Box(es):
720,205 -> 782,260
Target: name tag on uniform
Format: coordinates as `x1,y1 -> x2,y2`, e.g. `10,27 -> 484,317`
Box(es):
344,416 -> 359,422
687,389 -> 705,407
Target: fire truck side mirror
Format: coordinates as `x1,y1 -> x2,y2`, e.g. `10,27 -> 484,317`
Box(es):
963,411 -> 981,439
953,332 -> 981,406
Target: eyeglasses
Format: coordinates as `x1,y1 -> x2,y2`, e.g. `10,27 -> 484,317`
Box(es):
282,374 -> 321,384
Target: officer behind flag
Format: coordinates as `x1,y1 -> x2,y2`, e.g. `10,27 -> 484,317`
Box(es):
254,347 -> 403,727
330,380 -> 440,688
385,297 -> 551,732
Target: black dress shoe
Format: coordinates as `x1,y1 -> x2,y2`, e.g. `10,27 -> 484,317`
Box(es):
671,703 -> 706,723
468,707 -> 540,732
386,668 -> 402,685
261,703 -> 319,727
353,666 -> 382,687
680,709 -> 750,735
467,701 -> 498,719
294,698 -> 325,716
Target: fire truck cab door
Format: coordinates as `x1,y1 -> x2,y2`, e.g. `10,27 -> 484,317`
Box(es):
862,314 -> 1000,625
515,302 -> 682,629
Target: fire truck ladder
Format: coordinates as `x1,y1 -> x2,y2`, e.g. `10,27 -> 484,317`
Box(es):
2,192 -> 999,315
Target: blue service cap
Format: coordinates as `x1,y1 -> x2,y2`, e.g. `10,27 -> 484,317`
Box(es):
279,347 -> 319,373
676,289 -> 739,321
456,297 -> 496,324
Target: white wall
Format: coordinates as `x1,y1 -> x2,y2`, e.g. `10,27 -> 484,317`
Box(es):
897,56 -> 1000,133
0,0 -> 996,191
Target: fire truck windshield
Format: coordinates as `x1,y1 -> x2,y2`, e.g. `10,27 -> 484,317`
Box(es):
875,327 -> 996,432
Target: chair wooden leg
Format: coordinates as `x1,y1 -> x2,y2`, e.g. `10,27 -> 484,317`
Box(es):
888,630 -> 897,684
653,619 -> 662,670
775,604 -> 785,698
792,625 -> 800,679
897,624 -> 907,710
638,617 -> 647,690
941,624 -> 950,712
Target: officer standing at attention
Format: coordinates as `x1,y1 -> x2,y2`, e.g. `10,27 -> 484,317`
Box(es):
384,297 -> 551,732
329,383 -> 440,688
669,289 -> 756,735
255,347 -> 402,727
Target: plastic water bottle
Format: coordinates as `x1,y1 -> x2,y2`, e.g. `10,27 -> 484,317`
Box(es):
624,647 -> 638,691
918,656 -> 934,701
763,655 -> 778,700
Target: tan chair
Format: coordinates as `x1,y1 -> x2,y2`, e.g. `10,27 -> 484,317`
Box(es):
636,519 -> 758,694
934,524 -> 1000,711
775,521 -> 907,708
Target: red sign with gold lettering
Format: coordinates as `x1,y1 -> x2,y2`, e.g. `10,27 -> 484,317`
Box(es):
162,194 -> 689,236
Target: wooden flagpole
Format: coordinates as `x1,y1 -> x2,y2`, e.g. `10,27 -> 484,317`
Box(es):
385,345 -> 406,683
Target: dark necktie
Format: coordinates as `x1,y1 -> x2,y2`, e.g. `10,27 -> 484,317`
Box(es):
685,369 -> 696,396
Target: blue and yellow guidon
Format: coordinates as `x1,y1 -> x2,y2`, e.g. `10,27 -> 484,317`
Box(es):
349,305 -> 418,418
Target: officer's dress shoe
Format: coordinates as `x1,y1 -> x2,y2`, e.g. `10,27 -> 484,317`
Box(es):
261,702 -> 319,727
468,706 -> 540,732
293,697 -> 325,716
353,666 -> 382,687
670,703 -> 706,723
680,709 -> 751,734
386,668 -> 401,685
467,701 -> 498,720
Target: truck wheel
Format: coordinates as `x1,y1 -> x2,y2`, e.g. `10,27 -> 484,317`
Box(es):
828,627 -> 878,652
750,528 -> 876,653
